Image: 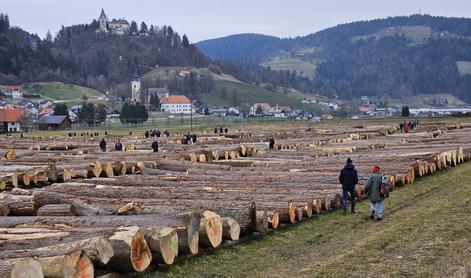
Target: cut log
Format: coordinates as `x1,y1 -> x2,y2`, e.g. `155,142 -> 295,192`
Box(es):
34,236 -> 114,265
100,162 -> 114,178
70,199 -> 112,216
4,150 -> 16,160
221,217 -> 240,241
0,203 -> 9,216
198,210 -> 223,248
36,250 -> 93,278
106,226 -> 152,272
0,258 -> 44,278
255,211 -> 269,234
88,161 -> 103,178
37,204 -> 73,216
267,211 -> 279,229
144,227 -> 178,265
0,214 -> 200,256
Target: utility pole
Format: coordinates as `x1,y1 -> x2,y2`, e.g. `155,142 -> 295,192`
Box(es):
384,84 -> 389,118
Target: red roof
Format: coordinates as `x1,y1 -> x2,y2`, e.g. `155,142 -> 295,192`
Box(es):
3,85 -> 22,92
0,108 -> 23,122
160,95 -> 191,104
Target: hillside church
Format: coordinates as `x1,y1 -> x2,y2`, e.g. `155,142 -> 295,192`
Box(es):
97,9 -> 130,35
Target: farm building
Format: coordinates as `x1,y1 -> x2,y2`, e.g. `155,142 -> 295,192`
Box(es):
38,115 -> 72,131
0,108 -> 23,133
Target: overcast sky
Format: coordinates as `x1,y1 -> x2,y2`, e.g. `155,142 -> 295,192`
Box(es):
1,0 -> 470,42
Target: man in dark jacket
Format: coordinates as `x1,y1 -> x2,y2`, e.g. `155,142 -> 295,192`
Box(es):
339,158 -> 359,214
99,138 -> 107,152
363,166 -> 384,221
151,141 -> 159,153
115,139 -> 123,151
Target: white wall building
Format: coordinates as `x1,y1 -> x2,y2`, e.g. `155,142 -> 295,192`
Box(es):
160,95 -> 192,114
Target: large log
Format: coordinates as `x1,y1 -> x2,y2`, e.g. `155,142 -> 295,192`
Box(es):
0,258 -> 44,278
0,213 -> 200,256
0,226 -> 151,273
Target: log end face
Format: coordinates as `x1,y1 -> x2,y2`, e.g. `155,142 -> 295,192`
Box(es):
10,258 -> 44,278
130,230 -> 152,272
269,211 -> 280,229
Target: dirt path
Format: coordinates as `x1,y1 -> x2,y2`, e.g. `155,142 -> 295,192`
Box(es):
147,163 -> 471,278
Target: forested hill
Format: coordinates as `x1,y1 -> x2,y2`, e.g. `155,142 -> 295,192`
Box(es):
0,13 -> 209,93
197,15 -> 471,103
196,33 -> 280,62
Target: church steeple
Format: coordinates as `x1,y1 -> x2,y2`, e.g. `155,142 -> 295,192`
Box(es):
99,9 -> 107,20
98,9 -> 109,32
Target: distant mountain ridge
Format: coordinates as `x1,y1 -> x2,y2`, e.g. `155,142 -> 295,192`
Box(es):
197,15 -> 471,103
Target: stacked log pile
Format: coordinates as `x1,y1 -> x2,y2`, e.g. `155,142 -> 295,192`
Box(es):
0,122 -> 470,276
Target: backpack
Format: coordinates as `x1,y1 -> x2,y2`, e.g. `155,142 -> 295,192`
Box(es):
380,175 -> 390,198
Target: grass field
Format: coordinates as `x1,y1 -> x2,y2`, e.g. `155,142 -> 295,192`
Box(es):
457,61 -> 471,76
261,58 -> 317,79
353,26 -> 432,44
142,162 -> 471,278
23,82 -> 108,106
369,93 -> 467,108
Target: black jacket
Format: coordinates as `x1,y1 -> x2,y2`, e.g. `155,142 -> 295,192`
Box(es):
152,141 -> 159,152
339,163 -> 358,191
99,140 -> 106,150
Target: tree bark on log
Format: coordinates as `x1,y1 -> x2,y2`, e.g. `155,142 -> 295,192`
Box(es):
37,204 -> 73,216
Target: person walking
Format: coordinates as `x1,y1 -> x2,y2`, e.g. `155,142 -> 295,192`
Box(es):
99,138 -> 107,152
151,141 -> 159,153
115,139 -> 123,151
339,158 -> 359,214
268,137 -> 275,150
363,166 -> 384,221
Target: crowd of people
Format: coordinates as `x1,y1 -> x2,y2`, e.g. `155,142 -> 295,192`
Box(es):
144,129 -> 170,138
399,120 -> 419,133
214,127 -> 229,134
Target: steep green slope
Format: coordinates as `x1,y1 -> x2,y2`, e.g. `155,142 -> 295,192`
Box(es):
142,66 -> 311,109
23,82 -> 108,105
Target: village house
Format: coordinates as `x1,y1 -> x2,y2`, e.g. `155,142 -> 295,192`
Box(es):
160,95 -> 192,114
106,109 -> 120,119
270,105 -> 292,118
17,99 -> 35,110
227,107 -> 241,116
249,103 -> 272,116
3,86 -> 23,99
38,108 -> 54,119
68,110 -> 79,122
38,115 -> 72,131
0,108 -> 23,133
209,107 -> 227,117
37,99 -> 55,110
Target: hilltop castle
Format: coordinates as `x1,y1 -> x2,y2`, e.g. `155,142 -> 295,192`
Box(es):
97,9 -> 130,35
